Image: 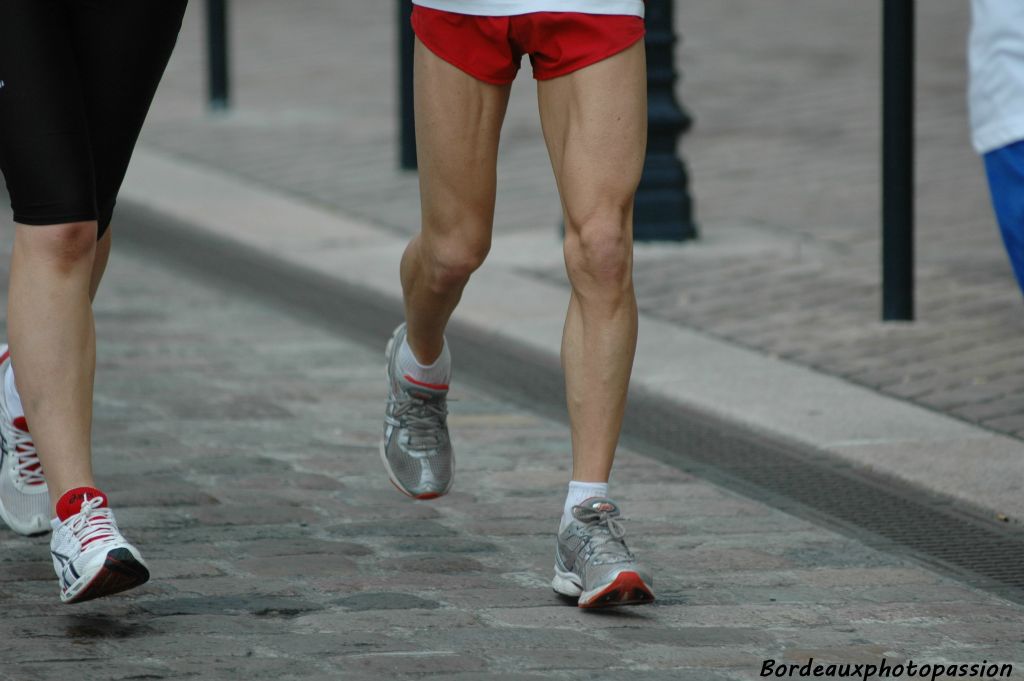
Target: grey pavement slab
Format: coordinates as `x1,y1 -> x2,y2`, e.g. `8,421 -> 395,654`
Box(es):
0,229 -> 1022,678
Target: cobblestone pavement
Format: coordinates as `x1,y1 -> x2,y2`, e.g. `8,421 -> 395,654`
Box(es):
0,233 -> 1022,679
141,0 -> 1024,441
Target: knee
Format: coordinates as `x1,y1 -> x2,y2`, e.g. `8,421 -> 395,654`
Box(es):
425,232 -> 491,293
564,210 -> 632,290
20,222 -> 98,273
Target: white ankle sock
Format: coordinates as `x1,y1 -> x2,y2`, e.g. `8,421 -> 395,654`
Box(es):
399,337 -> 451,387
561,480 -> 609,531
4,364 -> 24,419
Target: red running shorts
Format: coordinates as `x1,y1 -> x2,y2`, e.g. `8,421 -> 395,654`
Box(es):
411,6 -> 645,85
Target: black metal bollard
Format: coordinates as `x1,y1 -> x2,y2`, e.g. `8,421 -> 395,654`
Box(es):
206,0 -> 230,111
881,0 -> 914,321
634,0 -> 697,242
399,0 -> 418,170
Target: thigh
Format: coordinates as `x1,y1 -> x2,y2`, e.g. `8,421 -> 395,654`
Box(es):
0,0 -> 96,227
414,36 -> 510,246
537,39 -> 647,229
70,0 -> 187,230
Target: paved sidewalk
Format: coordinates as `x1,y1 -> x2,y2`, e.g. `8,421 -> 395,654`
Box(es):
142,0 -> 1024,441
1,230 -> 1023,680
3,2 -> 1024,679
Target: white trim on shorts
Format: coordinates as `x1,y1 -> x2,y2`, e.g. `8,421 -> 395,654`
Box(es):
412,0 -> 645,18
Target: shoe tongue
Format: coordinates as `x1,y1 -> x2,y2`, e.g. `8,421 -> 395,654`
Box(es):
12,416 -> 28,432
56,487 -> 108,522
573,497 -> 620,520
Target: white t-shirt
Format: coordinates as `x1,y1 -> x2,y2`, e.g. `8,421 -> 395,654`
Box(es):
969,0 -> 1024,154
412,0 -> 644,17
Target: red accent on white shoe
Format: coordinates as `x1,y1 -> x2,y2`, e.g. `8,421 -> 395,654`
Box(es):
402,374 -> 449,391
56,487 -> 108,521
578,571 -> 655,609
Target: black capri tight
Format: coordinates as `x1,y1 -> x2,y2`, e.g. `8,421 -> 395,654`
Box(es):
0,0 -> 187,240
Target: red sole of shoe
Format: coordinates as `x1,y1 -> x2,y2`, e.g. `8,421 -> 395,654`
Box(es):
65,548 -> 150,605
578,571 -> 655,609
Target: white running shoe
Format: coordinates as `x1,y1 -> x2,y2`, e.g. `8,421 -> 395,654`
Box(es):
381,324 -> 454,500
0,345 -> 50,536
552,498 -> 655,608
50,494 -> 150,604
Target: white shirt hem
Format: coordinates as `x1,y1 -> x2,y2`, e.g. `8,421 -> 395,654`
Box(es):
973,116 -> 1024,155
412,0 -> 645,17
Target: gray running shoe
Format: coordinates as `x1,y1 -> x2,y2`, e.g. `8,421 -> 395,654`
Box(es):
552,497 -> 654,608
0,344 -> 50,536
380,324 -> 453,499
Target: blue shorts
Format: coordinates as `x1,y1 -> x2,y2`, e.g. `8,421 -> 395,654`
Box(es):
984,140 -> 1024,296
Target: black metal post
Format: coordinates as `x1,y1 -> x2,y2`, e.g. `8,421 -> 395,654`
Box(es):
206,0 -> 230,111
882,0 -> 914,320
399,0 -> 417,170
634,0 -> 697,241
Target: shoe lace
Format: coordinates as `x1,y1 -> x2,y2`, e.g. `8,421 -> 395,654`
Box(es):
67,496 -> 116,550
575,506 -> 633,562
7,422 -> 44,486
387,394 -> 448,450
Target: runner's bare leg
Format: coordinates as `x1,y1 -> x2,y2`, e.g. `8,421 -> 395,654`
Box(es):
401,39 -> 511,364
537,42 -> 647,483
8,222 -> 99,509
89,228 -> 112,300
